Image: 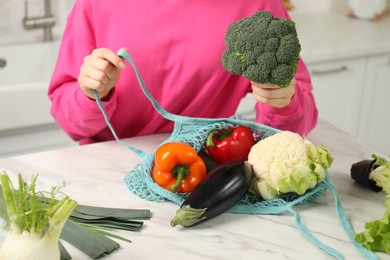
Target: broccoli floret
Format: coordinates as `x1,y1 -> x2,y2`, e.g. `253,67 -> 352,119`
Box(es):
221,11 -> 301,87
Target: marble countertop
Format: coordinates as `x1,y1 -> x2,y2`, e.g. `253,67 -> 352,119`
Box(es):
0,120 -> 389,260
290,11 -> 390,63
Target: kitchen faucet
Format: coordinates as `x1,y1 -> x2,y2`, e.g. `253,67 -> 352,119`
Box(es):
22,0 -> 56,42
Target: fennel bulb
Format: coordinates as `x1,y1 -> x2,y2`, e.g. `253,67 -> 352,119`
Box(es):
0,230 -> 60,259
0,172 -> 77,260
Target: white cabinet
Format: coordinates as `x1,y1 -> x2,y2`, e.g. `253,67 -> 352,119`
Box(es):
308,53 -> 390,153
358,54 -> 390,153
291,11 -> 390,153
308,58 -> 367,137
236,54 -> 390,154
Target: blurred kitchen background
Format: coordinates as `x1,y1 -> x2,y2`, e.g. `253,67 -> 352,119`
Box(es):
0,0 -> 389,158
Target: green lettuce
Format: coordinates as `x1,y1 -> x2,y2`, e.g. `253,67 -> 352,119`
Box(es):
355,154 -> 390,254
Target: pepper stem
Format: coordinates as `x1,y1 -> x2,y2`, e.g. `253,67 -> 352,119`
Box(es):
170,164 -> 189,192
206,128 -> 233,147
206,130 -> 216,147
170,206 -> 207,227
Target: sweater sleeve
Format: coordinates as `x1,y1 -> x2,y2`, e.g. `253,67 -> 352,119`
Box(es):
255,57 -> 318,136
48,1 -> 117,143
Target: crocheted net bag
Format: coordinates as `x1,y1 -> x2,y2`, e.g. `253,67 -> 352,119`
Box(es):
93,50 -> 376,260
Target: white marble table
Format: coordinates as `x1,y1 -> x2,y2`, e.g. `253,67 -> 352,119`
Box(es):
0,119 -> 389,260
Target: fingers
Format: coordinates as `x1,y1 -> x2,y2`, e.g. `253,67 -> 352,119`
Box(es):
251,80 -> 295,108
92,48 -> 126,70
82,57 -> 115,88
78,47 -> 127,99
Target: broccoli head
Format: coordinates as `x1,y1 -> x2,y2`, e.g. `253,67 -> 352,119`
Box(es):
221,11 -> 301,87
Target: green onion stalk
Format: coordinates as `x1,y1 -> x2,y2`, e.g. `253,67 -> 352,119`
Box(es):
0,171 -> 77,260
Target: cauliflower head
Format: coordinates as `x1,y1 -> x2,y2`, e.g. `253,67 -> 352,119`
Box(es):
248,131 -> 333,200
221,11 -> 301,87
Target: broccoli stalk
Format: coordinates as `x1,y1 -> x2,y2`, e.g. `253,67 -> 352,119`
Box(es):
221,11 -> 301,87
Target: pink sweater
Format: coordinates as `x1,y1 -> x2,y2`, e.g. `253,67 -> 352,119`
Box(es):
48,0 -> 318,145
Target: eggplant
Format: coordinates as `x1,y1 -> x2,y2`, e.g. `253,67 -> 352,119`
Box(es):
198,149 -> 219,173
351,159 -> 382,192
170,160 -> 253,227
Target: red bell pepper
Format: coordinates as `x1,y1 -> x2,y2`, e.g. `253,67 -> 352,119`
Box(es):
205,126 -> 255,164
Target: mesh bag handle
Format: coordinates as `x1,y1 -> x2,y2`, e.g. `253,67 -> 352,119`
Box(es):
92,50 -> 377,260
93,49 -> 278,158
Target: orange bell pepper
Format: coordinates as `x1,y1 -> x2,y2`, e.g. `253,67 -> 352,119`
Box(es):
152,142 -> 207,193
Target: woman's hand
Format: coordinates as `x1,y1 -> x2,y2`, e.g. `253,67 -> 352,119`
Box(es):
250,79 -> 295,108
78,48 -> 127,99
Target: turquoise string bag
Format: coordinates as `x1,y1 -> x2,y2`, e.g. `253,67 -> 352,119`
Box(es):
93,49 -> 377,260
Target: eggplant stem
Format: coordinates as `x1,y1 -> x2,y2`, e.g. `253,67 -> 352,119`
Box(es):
170,206 -> 207,227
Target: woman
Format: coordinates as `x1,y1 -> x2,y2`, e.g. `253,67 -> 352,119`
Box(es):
48,0 -> 317,145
